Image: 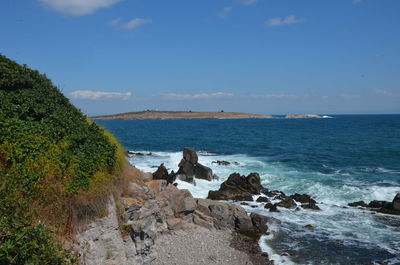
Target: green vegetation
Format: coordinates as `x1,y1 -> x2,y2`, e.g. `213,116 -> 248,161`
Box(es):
0,55 -> 125,264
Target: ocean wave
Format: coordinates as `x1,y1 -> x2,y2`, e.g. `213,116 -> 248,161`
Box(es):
128,149 -> 400,265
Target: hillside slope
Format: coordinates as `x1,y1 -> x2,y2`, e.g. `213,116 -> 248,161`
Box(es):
0,55 -> 124,264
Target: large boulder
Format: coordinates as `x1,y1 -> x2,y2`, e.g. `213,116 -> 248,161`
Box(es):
193,199 -> 269,238
163,186 -> 196,215
175,148 -> 216,183
290,193 -> 321,210
208,172 -> 268,201
152,163 -> 176,184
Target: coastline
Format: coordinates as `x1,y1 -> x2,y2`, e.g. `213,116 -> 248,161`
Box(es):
74,162 -> 274,265
90,110 -> 273,120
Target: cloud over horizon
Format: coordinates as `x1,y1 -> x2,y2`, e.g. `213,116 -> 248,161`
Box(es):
218,7 -> 232,18
110,18 -> 153,30
70,90 -> 132,100
238,0 -> 259,6
39,0 -> 121,16
162,92 -> 234,100
265,15 -> 304,27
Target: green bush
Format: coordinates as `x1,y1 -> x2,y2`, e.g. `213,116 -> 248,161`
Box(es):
0,54 -> 123,264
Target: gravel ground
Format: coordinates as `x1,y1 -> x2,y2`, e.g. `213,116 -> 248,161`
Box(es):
150,226 -> 271,265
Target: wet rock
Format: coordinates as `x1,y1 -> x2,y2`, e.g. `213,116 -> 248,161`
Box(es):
267,190 -> 286,200
368,200 -> 386,208
304,224 -> 314,231
348,201 -> 368,207
348,194 -> 400,216
256,196 -> 270,203
175,148 -> 216,182
301,202 -> 321,210
276,197 -> 296,209
207,172 -> 268,201
393,193 -> 400,211
212,160 -> 231,166
128,151 -> 154,156
152,163 -> 176,184
264,203 -> 273,209
250,213 -> 269,235
269,204 -> 280,212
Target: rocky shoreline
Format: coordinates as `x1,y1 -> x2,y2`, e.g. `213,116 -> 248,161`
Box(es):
74,148 -> 400,265
73,162 -> 273,265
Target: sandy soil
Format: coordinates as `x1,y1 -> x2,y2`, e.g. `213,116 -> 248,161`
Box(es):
150,226 -> 272,265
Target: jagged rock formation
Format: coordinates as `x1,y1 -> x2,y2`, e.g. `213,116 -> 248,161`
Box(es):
152,163 -> 176,184
208,173 -> 321,211
348,193 -> 400,215
208,172 -> 268,201
175,148 -> 217,183
74,197 -> 146,265
75,176 -> 272,265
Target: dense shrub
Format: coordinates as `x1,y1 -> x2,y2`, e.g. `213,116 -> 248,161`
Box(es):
0,54 -> 124,264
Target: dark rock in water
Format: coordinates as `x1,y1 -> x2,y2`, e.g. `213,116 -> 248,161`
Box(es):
256,196 -> 270,203
128,151 -> 153,156
269,204 -> 280,212
152,163 -> 176,184
304,224 -> 314,231
302,202 -> 321,210
264,203 -> 273,209
347,194 -> 400,216
212,160 -> 230,166
348,201 -> 368,207
250,213 -> 269,235
183,148 -> 198,164
240,202 -> 249,206
368,200 -> 387,208
289,193 -> 320,210
290,193 -> 316,204
207,172 -> 268,201
176,148 -> 216,183
267,190 -> 286,200
276,197 -> 296,209
393,193 -> 400,211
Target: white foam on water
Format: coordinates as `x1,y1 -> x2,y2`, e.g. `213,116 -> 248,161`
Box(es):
128,149 -> 400,265
259,234 -> 295,265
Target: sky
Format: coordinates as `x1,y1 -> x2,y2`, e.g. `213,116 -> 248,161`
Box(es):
1,0 -> 400,115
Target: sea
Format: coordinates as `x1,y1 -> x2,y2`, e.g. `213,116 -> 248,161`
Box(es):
95,114 -> 400,265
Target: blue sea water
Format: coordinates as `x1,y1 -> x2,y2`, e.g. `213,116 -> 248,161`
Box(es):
96,115 -> 400,265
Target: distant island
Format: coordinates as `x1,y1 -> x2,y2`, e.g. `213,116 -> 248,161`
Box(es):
285,114 -> 324,118
90,110 -> 274,120
90,110 -> 328,120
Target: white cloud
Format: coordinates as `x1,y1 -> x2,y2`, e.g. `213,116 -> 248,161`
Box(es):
70,90 -> 132,100
238,0 -> 259,5
340,93 -> 360,99
373,89 -> 393,96
250,94 -> 299,99
218,7 -> 232,18
265,15 -> 304,27
123,18 -> 152,30
163,92 -> 234,100
39,0 -> 121,16
160,92 -> 305,100
110,18 -> 121,26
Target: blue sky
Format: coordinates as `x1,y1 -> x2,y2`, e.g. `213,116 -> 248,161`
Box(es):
1,0 -> 399,115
